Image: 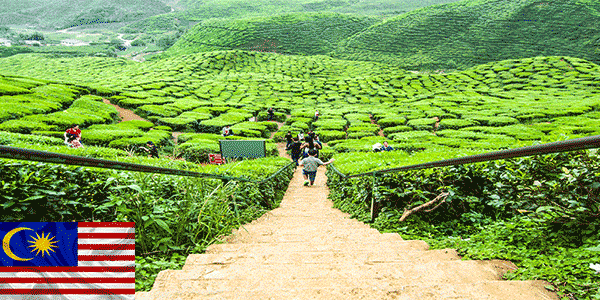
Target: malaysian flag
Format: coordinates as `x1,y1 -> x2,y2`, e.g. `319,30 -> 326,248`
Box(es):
0,222 -> 135,300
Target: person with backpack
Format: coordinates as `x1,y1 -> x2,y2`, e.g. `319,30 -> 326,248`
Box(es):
299,149 -> 334,186
286,137 -> 302,166
285,131 -> 293,149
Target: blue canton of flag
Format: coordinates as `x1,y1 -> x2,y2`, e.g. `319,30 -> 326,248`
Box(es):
0,222 -> 78,267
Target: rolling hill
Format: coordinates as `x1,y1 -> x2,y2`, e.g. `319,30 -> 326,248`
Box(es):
0,0 -> 171,30
331,0 -> 600,70
164,13 -> 379,57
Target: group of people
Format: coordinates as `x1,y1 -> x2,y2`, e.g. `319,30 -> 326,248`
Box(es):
372,141 -> 394,152
284,130 -> 335,186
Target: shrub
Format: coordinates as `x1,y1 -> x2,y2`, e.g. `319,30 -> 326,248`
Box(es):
316,130 -> 346,143
471,116 -> 519,126
383,125 -> 412,136
348,131 -> 375,139
406,118 -> 437,131
0,120 -> 56,134
378,116 -> 407,128
438,119 -> 479,130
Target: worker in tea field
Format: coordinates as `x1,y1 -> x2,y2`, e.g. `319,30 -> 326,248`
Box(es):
382,141 -> 394,151
299,149 -> 334,186
286,137 -> 302,166
314,110 -> 319,121
140,141 -> 159,158
64,124 -> 83,147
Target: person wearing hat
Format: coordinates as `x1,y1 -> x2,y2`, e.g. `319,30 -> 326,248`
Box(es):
140,141 -> 159,158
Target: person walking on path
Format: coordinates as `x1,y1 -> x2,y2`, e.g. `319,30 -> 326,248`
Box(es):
267,107 -> 274,121
297,131 -> 304,142
299,149 -> 334,186
140,141 -> 159,158
285,131 -> 293,149
287,137 -> 302,166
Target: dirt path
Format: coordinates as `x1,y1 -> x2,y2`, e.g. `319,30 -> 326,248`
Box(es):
103,99 -> 148,122
136,169 -> 558,299
370,114 -> 385,137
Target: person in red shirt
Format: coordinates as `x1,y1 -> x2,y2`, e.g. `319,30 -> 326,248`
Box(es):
64,124 -> 82,147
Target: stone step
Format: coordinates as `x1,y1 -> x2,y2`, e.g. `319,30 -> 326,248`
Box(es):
181,248 -> 461,270
137,280 -> 557,300
151,260 -> 516,292
225,228 -> 403,243
205,240 -> 429,254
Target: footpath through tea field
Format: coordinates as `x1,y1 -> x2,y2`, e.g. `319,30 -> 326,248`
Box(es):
136,154 -> 558,300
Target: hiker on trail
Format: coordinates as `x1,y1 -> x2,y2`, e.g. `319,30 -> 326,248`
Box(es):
372,142 -> 382,152
267,107 -> 274,121
222,125 -> 233,136
285,131 -> 293,148
140,141 -> 159,158
314,110 -> 319,121
298,131 -> 304,141
382,141 -> 394,151
286,137 -> 302,166
299,149 -> 334,186
64,124 -> 83,147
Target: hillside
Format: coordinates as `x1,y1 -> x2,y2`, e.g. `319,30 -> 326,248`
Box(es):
165,13 -> 379,57
0,0 -> 171,30
331,0 -> 600,70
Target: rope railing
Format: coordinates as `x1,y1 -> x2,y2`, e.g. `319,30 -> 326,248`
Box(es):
0,145 -> 295,184
330,135 -> 600,179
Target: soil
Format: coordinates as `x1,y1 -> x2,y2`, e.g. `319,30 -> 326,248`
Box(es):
102,99 -> 148,122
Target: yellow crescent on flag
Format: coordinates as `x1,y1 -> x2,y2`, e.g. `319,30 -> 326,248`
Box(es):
2,227 -> 34,261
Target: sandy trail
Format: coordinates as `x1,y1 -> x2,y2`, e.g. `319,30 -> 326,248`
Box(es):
136,167 -> 558,300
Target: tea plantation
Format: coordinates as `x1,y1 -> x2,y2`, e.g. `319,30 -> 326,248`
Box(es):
1,0 -> 600,297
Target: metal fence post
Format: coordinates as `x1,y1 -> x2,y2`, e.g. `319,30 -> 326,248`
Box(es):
370,172 -> 378,222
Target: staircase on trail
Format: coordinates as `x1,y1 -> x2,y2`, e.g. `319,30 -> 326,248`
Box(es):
136,164 -> 558,300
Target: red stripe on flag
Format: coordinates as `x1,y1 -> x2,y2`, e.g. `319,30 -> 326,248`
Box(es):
78,222 -> 135,228
78,255 -> 135,261
0,267 -> 135,272
0,289 -> 135,295
0,278 -> 135,284
77,244 -> 136,250
78,233 -> 135,239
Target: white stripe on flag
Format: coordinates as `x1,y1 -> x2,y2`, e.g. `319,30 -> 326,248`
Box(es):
78,227 -> 135,233
78,239 -> 135,244
4,296 -> 134,300
77,261 -> 134,267
77,250 -> 135,256
0,272 -> 135,278
0,283 -> 135,289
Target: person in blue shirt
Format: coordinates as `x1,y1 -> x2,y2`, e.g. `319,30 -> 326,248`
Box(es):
382,141 -> 394,151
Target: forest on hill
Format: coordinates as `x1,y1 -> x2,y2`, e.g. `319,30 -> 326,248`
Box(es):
1,0 -> 600,298
332,0 -> 600,70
